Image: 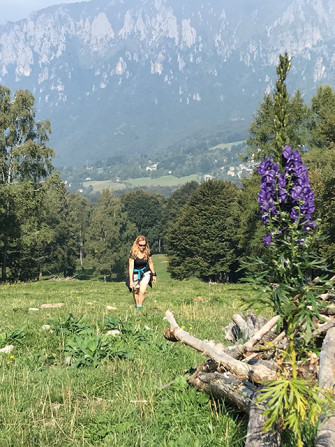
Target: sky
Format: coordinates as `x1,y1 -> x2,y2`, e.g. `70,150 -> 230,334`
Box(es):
0,0 -> 91,24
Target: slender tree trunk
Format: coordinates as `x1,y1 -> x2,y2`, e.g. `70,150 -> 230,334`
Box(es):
1,241 -> 7,282
79,228 -> 83,267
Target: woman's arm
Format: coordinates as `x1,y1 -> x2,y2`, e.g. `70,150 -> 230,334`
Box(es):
148,257 -> 157,283
128,257 -> 134,289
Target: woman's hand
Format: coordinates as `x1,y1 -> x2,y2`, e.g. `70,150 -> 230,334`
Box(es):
152,276 -> 157,283
129,280 -> 134,289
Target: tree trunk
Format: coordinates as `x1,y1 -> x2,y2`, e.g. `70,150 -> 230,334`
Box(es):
316,327 -> 335,447
1,241 -> 7,282
164,310 -> 277,383
245,390 -> 281,447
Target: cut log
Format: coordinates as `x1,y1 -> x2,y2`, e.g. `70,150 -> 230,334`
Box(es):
225,313 -> 269,344
187,362 -> 257,414
164,310 -> 277,383
187,362 -> 281,446
322,306 -> 335,316
243,315 -> 280,353
312,320 -> 335,338
316,327 -> 335,447
245,390 -> 281,447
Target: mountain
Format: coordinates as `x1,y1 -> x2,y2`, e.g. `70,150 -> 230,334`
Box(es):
1,0 -> 335,167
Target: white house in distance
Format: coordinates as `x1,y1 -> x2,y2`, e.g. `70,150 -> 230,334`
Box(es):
203,174 -> 214,181
146,162 -> 159,172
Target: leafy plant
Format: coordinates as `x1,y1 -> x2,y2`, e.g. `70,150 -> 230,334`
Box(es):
51,313 -> 92,336
64,333 -> 131,368
242,54 -> 334,446
0,327 -> 26,347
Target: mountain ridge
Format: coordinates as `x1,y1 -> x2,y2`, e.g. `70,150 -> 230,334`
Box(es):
1,0 -> 334,166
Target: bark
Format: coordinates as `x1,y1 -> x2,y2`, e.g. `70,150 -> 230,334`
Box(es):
164,311 -> 277,383
316,327 -> 335,447
187,361 -> 257,414
245,390 -> 281,447
243,315 -> 280,353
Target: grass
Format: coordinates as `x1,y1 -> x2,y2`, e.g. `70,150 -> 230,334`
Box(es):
83,175 -> 202,193
82,180 -> 128,192
0,255 -> 265,446
124,174 -> 202,188
208,141 -> 246,151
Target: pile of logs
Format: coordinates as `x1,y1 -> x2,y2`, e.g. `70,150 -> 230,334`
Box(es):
163,291 -> 335,447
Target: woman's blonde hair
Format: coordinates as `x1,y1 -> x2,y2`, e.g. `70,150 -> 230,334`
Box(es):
130,235 -> 151,260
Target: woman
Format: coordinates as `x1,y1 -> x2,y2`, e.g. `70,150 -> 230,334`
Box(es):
128,236 -> 157,309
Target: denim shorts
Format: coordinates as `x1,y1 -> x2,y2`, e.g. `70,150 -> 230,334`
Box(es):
133,270 -> 151,289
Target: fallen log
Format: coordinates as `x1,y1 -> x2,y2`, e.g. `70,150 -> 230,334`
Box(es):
187,361 -> 257,414
243,315 -> 280,353
164,310 -> 277,383
316,327 -> 335,447
245,389 -> 281,447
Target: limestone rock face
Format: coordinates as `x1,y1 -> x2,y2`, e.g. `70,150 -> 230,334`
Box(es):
1,0 -> 334,165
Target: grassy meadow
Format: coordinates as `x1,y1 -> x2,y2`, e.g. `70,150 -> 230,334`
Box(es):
83,175 -> 202,194
0,255 -> 270,447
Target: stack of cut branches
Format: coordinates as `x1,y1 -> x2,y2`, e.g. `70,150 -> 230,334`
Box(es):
164,295 -> 335,447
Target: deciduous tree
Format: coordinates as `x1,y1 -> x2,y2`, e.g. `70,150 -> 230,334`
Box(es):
166,180 -> 241,282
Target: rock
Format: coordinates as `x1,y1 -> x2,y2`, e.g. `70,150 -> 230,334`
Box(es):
0,345 -> 14,354
41,324 -> 51,331
106,330 -> 121,336
40,303 -> 64,308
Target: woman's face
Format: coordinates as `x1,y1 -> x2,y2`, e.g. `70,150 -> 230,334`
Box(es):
138,240 -> 146,252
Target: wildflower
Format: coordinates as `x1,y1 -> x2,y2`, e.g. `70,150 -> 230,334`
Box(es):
181,325 -> 185,329
189,326 -> 192,330
263,233 -> 272,246
10,355 -> 14,359
257,146 -> 316,233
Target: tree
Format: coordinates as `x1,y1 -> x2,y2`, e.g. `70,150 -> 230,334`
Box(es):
237,174 -> 266,262
120,189 -> 165,252
86,189 -> 137,281
0,85 -> 54,281
41,173 -> 78,277
164,181 -> 200,224
247,55 -> 311,162
310,85 -> 335,148
68,193 -> 92,269
166,180 -> 241,282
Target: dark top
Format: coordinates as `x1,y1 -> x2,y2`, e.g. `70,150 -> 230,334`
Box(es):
129,251 -> 151,270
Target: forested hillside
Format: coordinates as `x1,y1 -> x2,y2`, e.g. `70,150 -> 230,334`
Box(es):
1,55 -> 335,283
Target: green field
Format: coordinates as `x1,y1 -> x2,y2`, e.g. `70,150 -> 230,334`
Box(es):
0,255 -> 273,446
82,180 -> 128,192
83,175 -> 202,193
209,141 -> 246,151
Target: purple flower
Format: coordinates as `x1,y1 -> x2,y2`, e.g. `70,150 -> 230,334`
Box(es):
258,157 -> 272,175
258,146 -> 316,237
282,145 -> 293,160
263,233 -> 272,246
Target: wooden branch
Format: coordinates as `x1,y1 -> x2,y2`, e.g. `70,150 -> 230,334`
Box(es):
243,315 -> 280,353
187,360 -> 257,413
232,313 -> 252,340
164,311 -> 276,383
316,327 -> 335,447
312,320 -> 335,338
245,390 -> 281,447
321,306 -> 335,316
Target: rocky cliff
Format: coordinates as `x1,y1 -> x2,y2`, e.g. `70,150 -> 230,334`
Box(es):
1,0 -> 334,165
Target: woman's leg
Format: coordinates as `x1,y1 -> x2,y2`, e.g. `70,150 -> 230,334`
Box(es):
133,286 -> 140,306
137,282 -> 148,306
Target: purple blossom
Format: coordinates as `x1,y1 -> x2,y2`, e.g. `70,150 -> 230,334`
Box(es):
263,233 -> 272,246
258,146 -> 316,233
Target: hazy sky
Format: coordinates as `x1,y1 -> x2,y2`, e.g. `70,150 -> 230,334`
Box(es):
0,0 -> 91,24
